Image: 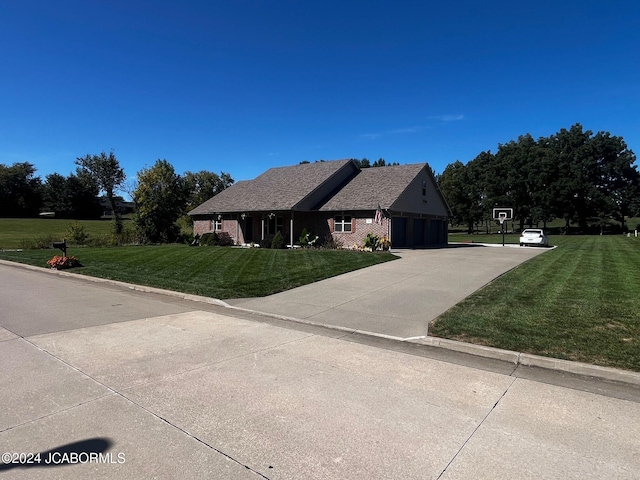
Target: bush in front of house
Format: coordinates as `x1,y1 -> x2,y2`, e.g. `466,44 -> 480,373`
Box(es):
299,228 -> 319,247
200,231 -> 235,247
321,234 -> 342,249
217,232 -> 234,246
364,233 -> 381,251
271,231 -> 286,249
200,232 -> 218,246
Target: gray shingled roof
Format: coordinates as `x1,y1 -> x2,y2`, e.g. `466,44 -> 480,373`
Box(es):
189,159 -> 354,215
318,163 -> 427,211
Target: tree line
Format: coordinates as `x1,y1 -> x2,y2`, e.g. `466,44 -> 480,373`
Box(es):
0,152 -> 233,243
437,124 -> 640,233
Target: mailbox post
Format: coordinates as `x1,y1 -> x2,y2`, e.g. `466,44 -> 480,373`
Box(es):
52,239 -> 67,257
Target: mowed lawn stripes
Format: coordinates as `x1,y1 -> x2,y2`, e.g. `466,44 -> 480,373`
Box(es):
431,235 -> 640,371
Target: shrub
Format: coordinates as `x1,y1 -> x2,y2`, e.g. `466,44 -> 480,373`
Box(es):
217,231 -> 234,246
19,238 -> 38,250
200,232 -> 218,246
271,231 -> 285,249
321,234 -> 342,250
114,226 -> 142,246
299,228 -> 309,246
20,234 -> 56,250
200,231 -> 234,247
85,234 -> 112,247
364,233 -> 381,251
299,228 -> 319,248
67,221 -> 88,245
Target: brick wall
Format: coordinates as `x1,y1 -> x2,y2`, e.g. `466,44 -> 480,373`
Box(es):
194,212 -> 392,248
332,215 -> 389,249
193,219 -> 211,236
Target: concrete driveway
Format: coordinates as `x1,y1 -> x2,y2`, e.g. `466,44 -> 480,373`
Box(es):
227,244 -> 548,339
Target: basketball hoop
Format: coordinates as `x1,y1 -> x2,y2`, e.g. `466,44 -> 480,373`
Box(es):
493,208 -> 513,247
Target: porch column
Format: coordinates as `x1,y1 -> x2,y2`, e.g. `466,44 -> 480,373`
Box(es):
290,211 -> 294,247
261,217 -> 265,241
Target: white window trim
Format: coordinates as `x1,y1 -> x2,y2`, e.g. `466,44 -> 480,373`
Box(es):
334,215 -> 352,233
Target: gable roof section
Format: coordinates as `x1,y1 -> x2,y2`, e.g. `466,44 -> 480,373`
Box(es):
318,163 -> 427,211
189,159 -> 356,215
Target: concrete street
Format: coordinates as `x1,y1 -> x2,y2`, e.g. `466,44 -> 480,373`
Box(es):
1,262 -> 639,479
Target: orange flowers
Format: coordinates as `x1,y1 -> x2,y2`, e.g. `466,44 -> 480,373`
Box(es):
47,256 -> 81,270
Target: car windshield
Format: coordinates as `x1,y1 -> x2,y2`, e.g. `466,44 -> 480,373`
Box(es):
522,229 -> 543,234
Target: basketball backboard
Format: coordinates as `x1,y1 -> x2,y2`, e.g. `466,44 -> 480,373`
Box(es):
492,207 -> 513,221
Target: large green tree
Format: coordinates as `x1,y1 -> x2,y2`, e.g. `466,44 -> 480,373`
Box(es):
438,159 -> 485,233
0,162 -> 42,217
184,170 -> 234,214
439,123 -> 639,233
76,151 -> 126,233
133,159 -> 189,243
42,171 -> 101,218
589,131 -> 638,231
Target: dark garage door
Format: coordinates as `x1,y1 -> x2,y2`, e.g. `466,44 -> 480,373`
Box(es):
413,218 -> 426,246
392,217 -> 407,247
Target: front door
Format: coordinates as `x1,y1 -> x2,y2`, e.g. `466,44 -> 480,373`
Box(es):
244,217 -> 253,243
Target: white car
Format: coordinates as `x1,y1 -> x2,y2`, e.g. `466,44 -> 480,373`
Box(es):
519,229 -> 549,247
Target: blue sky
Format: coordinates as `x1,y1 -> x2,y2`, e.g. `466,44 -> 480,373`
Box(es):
2,0 -> 639,195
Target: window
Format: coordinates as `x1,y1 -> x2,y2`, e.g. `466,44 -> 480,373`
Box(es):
213,219 -> 222,231
265,215 -> 284,235
422,180 -> 427,196
334,215 -> 352,232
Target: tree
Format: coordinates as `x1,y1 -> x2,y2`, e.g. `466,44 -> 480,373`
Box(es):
42,171 -> 101,218
438,159 -> 485,233
589,132 -> 639,231
133,159 -> 189,243
372,158 -> 400,167
352,158 -> 371,168
76,151 -> 126,234
184,170 -> 234,214
0,162 -> 42,217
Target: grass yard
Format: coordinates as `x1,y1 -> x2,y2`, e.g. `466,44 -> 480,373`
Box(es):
0,218 -> 123,249
430,235 -> 640,371
0,245 -> 396,299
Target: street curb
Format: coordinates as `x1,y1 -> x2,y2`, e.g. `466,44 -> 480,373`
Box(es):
417,336 -> 640,386
417,336 -> 520,363
2,258 -> 639,387
0,259 -> 230,307
517,353 -> 640,387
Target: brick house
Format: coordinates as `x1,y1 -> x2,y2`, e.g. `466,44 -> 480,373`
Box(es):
188,159 -> 450,248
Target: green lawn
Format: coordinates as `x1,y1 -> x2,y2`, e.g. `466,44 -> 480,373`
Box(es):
0,218 -> 122,249
0,245 -> 396,299
3,218 -> 639,370
430,235 -> 640,371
